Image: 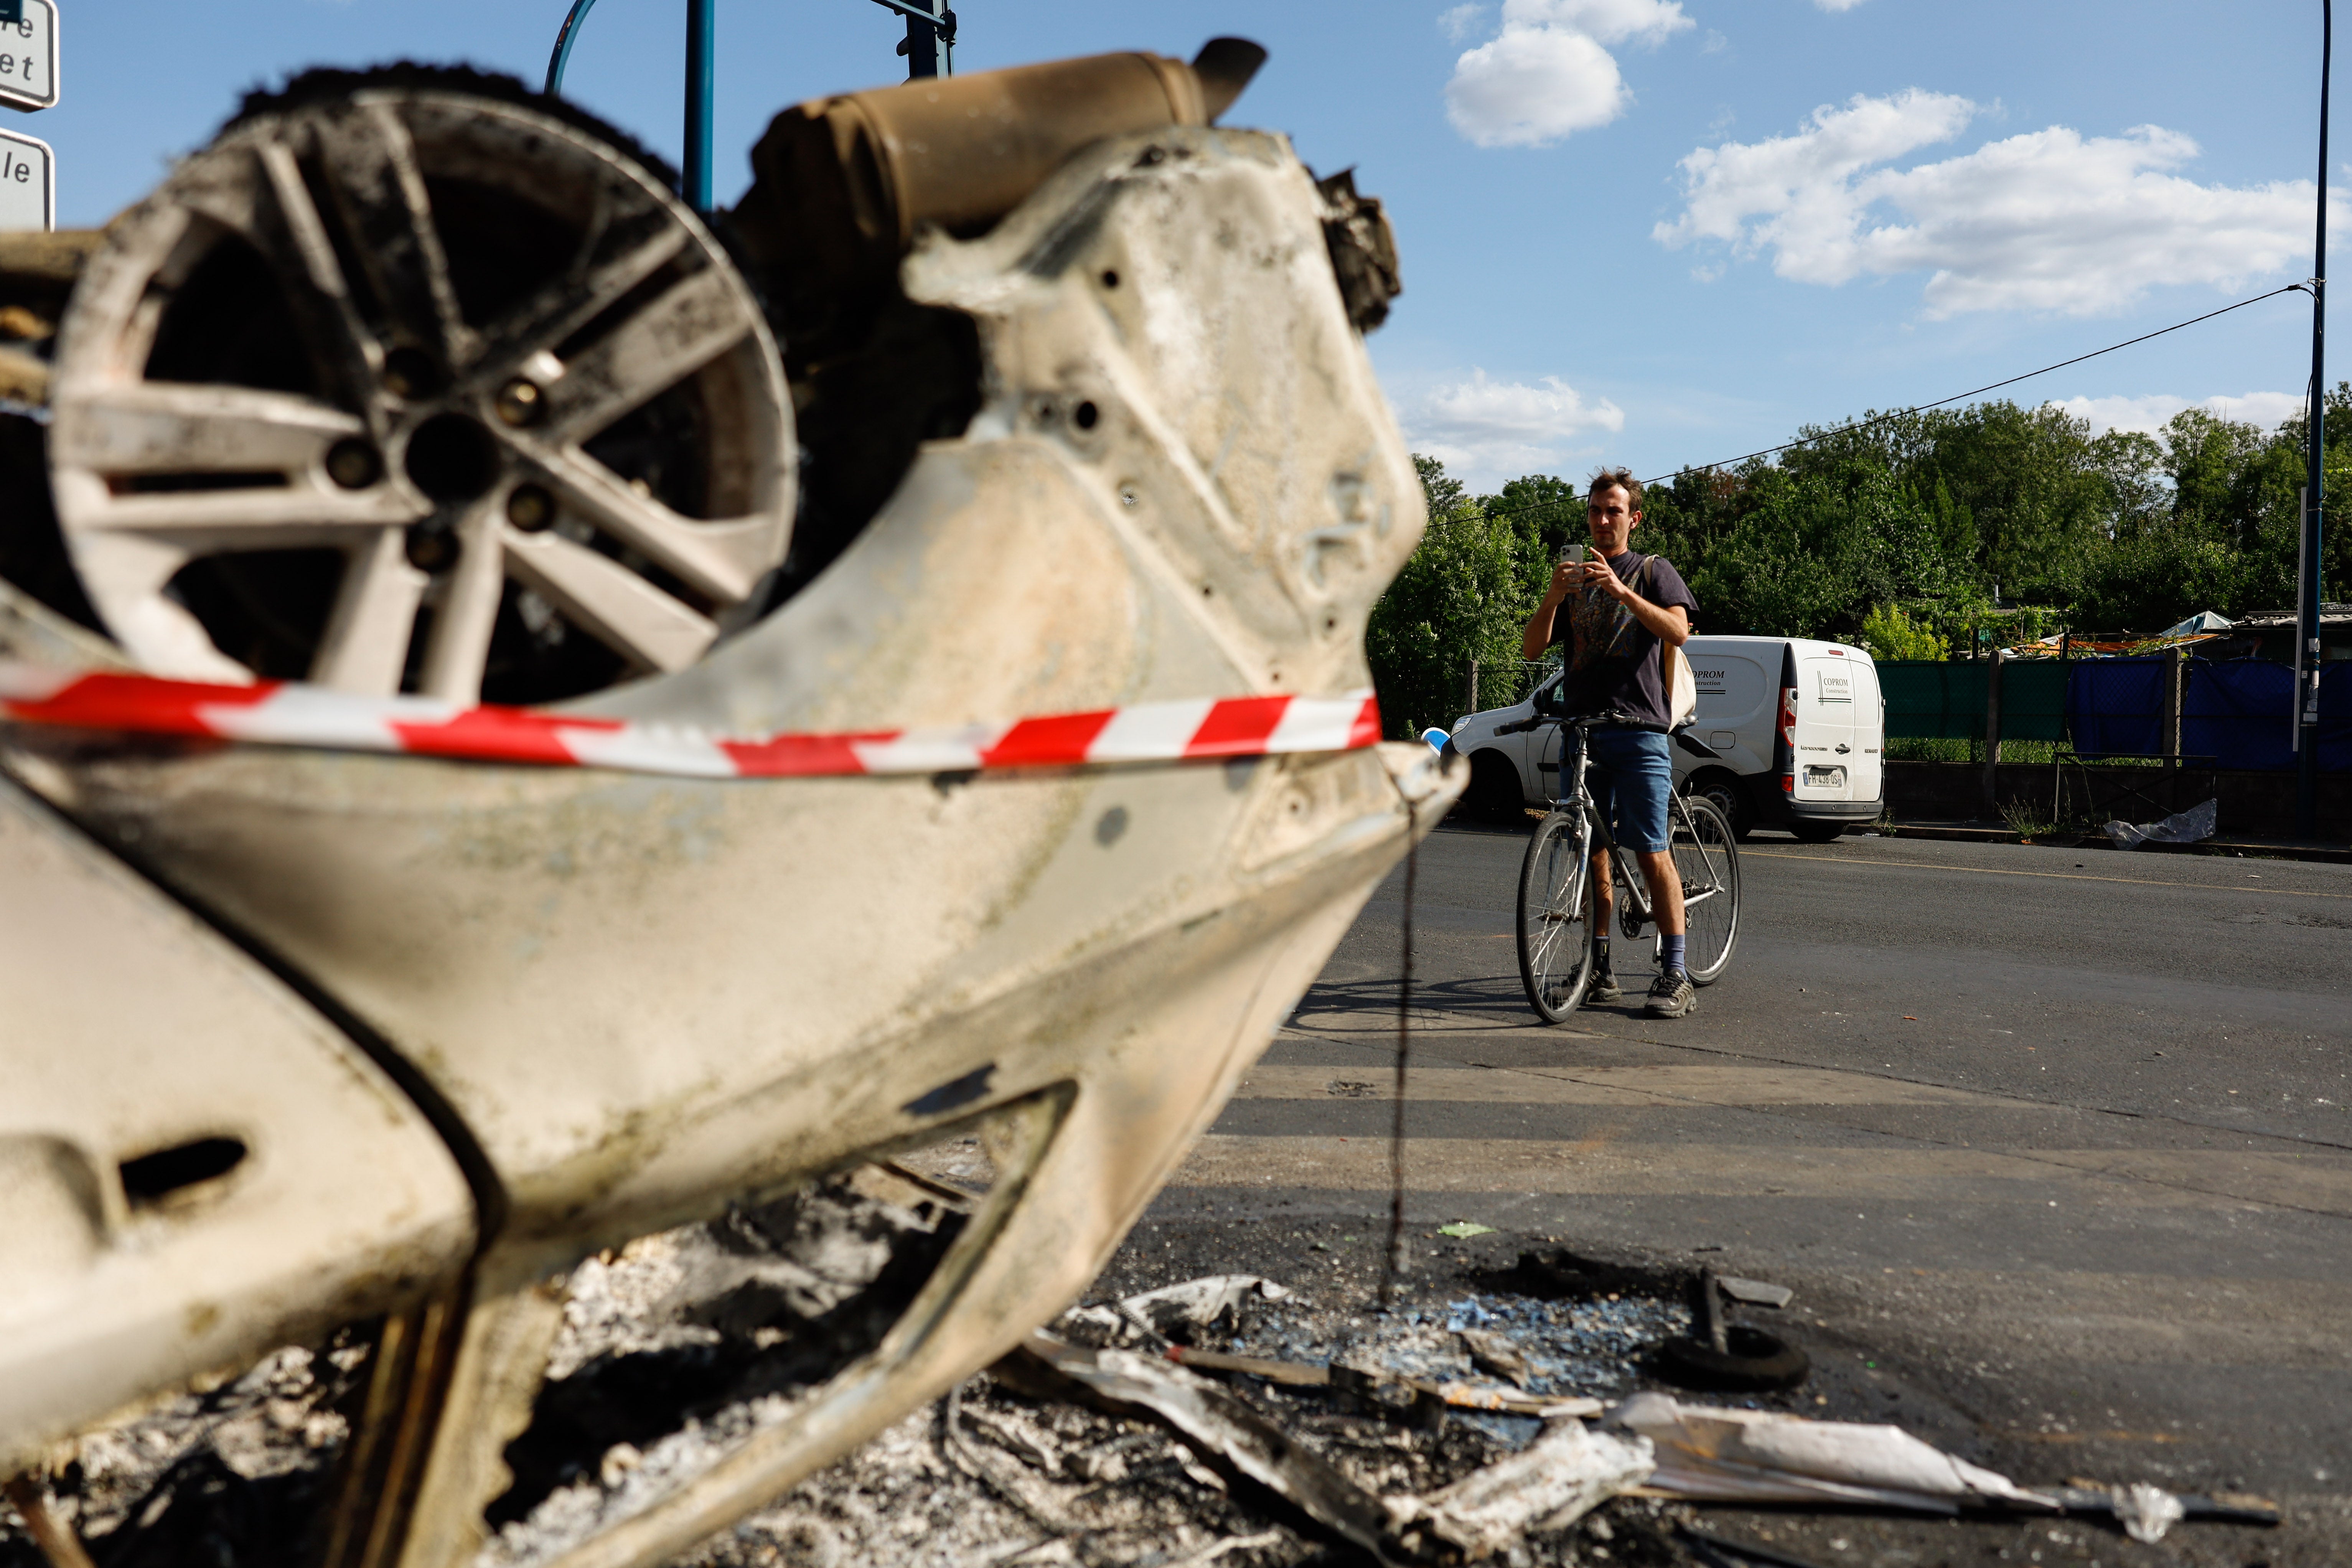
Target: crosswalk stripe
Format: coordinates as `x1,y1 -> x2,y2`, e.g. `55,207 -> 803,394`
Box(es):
1173,1135 -> 2352,1215
1232,1063 -> 2006,1107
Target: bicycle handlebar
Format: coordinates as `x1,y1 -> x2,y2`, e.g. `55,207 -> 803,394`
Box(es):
1492,712 -> 1645,737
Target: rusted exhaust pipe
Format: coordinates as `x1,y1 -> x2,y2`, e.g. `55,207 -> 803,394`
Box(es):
733,40 -> 1266,288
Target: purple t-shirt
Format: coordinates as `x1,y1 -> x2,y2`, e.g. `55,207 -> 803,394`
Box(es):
1546,552 -> 1698,730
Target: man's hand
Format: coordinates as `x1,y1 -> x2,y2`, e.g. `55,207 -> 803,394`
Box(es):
1544,558 -> 1579,603
1581,552 -> 1629,602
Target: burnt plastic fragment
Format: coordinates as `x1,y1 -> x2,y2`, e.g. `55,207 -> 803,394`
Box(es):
1316,169 -> 1403,333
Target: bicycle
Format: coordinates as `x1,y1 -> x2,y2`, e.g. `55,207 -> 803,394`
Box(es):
1499,714 -> 1742,1023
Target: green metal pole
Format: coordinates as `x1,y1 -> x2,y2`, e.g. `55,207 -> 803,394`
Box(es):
2299,0 -> 2331,836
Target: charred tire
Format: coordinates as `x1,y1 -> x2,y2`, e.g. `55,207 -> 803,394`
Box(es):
1656,1325 -> 1810,1393
49,69 -> 793,704
1788,821 -> 1848,844
1685,768 -> 1752,842
1462,749 -> 1526,821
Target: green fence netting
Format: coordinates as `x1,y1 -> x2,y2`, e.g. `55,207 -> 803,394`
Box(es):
1879,660 -> 2068,742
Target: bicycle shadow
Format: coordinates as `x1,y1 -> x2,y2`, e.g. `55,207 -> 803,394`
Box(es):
1289,965 -> 1670,1035
1288,970 -> 1624,1034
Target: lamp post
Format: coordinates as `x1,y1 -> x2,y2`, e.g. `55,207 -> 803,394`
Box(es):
2300,0 -> 2332,838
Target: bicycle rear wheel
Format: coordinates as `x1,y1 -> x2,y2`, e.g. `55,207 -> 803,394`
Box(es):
1671,794 -> 1741,984
1517,808 -> 1597,1022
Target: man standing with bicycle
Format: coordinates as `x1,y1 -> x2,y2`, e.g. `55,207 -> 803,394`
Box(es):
1519,467 -> 1701,1017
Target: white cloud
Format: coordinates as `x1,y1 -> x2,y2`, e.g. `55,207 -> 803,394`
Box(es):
1402,369 -> 1625,485
1655,92 -> 2330,316
1439,3 -> 1486,43
1814,0 -> 1871,11
2053,391 -> 2307,438
1445,0 -> 1694,148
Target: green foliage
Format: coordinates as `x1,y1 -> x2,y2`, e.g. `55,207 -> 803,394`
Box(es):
1858,603 -> 1949,662
1367,457 -> 1541,734
1620,388 -> 2347,641
1365,389 -> 2347,724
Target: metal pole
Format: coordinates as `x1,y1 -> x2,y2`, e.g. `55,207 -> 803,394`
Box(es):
902,0 -> 940,79
544,0 -> 603,95
2300,0 -> 2331,837
1981,646 -> 2005,821
684,0 -> 715,213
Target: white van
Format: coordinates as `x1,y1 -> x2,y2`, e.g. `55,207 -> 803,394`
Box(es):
1445,636 -> 1885,841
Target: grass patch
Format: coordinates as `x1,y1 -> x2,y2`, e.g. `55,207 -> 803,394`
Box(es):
1885,737 -> 2166,767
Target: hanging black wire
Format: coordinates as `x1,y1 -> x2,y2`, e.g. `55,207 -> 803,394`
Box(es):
1379,834 -> 1417,1310
1452,282 -> 2308,533
1640,283 -> 2309,486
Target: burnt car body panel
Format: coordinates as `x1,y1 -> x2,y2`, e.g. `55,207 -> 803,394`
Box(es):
0,63 -> 1453,1568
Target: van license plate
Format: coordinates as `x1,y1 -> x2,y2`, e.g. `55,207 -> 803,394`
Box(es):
1804,765 -> 1846,787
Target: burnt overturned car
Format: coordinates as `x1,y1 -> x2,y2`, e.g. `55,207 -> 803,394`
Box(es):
0,39 -> 1456,1568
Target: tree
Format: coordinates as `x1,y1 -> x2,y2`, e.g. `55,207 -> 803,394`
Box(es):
1858,603 -> 1949,661
1366,457 -> 1538,734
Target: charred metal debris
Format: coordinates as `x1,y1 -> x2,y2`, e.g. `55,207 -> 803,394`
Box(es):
3,1221 -> 2278,1568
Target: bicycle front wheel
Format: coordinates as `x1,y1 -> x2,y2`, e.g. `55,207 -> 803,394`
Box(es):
1517,808 -> 1597,1022
1672,794 -> 1741,984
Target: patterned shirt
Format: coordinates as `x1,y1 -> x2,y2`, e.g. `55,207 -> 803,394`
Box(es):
1548,552 -> 1698,730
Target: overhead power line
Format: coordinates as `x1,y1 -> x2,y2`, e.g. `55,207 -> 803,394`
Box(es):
1454,282 -> 2311,526
1644,283 -> 2309,485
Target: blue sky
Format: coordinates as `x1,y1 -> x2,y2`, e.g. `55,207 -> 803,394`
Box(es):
27,0 -> 2341,491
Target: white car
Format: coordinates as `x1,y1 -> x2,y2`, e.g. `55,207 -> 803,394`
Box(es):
1447,635 -> 1886,841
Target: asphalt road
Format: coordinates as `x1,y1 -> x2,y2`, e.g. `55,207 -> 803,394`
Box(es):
1132,818 -> 2352,1563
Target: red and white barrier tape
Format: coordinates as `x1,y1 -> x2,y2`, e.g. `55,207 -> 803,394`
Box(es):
0,664 -> 1383,779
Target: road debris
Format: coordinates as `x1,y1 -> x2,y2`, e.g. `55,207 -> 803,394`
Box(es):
2046,1480 -> 2280,1539
1122,1277 -> 1295,1338
1381,1418 -> 1653,1559
1611,1392 -> 2057,1513
1435,1223 -> 1496,1239
1455,1329 -> 1531,1388
1655,1271 -> 1809,1394
2,1475 -> 97,1568
1160,1346 -> 1602,1421
2106,797 -> 2218,847
2105,1479 -> 2186,1543
1012,1331 -> 1415,1565
1714,1278 -> 1793,1310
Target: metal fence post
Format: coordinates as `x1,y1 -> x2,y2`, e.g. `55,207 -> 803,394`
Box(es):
1466,661 -> 1478,717
1980,647 -> 2005,819
2162,646 -> 2184,812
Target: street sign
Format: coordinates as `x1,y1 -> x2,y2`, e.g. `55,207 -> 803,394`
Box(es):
0,0 -> 57,114
0,125 -> 51,229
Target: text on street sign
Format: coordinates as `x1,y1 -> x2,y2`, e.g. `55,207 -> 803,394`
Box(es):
0,0 -> 56,114
0,126 -> 52,230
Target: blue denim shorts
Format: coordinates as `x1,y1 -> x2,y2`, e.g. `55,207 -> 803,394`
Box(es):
1582,727 -> 1673,854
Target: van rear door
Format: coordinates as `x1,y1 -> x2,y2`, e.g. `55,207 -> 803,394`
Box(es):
1845,655 -> 1884,801
1794,650 -> 1858,802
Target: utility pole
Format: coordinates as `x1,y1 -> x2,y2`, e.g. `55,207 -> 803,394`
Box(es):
684,0 -> 714,212
872,0 -> 955,79
2300,0 -> 2332,838
902,0 -> 939,77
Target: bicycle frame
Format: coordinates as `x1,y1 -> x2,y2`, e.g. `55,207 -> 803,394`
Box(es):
1534,717 -> 1718,942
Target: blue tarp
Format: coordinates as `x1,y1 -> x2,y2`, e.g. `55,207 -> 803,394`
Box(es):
2179,660 -> 2352,772
2183,660 -> 2294,771
2067,657 -> 2166,758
